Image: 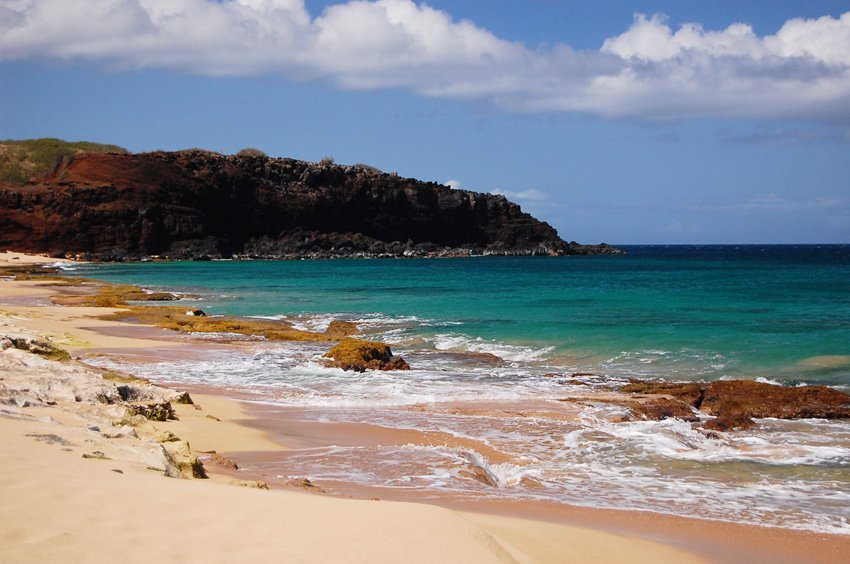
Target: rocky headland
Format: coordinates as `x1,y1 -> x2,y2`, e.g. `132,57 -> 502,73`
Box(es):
0,140 -> 619,261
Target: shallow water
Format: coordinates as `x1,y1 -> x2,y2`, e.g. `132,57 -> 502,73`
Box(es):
75,246 -> 850,533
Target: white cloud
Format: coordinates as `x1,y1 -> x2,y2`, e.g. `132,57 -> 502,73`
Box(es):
1,1 -> 850,122
491,188 -> 549,202
735,194 -> 850,213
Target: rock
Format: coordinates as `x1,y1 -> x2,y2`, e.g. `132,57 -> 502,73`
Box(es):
128,401 -> 176,421
181,457 -> 208,479
0,149 -> 620,260
622,397 -> 697,421
201,452 -> 239,470
383,356 -> 411,371
619,381 -> 704,406
153,430 -> 181,443
285,478 -> 325,493
161,442 -> 208,479
700,380 -> 850,420
323,338 -> 410,371
169,391 -> 193,404
235,480 -> 270,490
620,379 -> 850,426
6,336 -> 70,362
120,425 -> 139,438
700,414 -> 756,432
323,320 -> 358,339
186,309 -> 206,317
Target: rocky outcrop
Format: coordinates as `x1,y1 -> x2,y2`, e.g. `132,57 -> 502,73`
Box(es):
323,338 -> 410,371
0,148 -> 618,260
619,380 -> 850,430
1,322 -> 205,479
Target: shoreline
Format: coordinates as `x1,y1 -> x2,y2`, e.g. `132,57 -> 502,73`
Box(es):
2,252 -> 849,562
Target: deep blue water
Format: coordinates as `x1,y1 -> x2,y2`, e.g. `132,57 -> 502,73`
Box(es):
74,244 -> 850,385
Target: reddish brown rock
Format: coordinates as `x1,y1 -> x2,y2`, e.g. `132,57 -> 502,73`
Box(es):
700,380 -> 850,420
0,148 -> 619,260
619,381 -> 704,406
700,414 -> 756,432
625,397 -> 698,421
323,320 -> 359,339
323,338 -> 410,372
620,379 -> 850,427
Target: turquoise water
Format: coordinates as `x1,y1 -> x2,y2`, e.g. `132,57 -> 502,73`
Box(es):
75,245 -> 850,533
76,245 -> 850,385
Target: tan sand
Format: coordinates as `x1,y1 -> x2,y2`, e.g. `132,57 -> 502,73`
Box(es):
0,413 -> 706,564
1,251 -> 844,562
0,251 -> 68,265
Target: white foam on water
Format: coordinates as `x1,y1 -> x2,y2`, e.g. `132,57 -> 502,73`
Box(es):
755,376 -> 782,386
250,312 -> 461,336
80,331 -> 850,535
432,333 -> 554,363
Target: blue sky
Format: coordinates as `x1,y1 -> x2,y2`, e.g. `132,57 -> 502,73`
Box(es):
1,1 -> 849,244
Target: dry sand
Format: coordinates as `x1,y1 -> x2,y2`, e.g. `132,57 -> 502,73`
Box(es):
1,252 -> 846,563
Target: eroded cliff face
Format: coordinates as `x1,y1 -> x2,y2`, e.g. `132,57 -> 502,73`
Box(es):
0,150 -> 617,260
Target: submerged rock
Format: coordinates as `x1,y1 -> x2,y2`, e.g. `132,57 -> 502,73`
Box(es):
323,338 -> 410,372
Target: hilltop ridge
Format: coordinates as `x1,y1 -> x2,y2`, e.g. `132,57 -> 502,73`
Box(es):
0,140 -> 618,260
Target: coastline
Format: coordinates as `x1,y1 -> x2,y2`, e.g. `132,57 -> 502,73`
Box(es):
2,252 -> 848,562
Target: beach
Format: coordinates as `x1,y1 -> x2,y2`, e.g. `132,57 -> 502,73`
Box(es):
2,251 -> 849,563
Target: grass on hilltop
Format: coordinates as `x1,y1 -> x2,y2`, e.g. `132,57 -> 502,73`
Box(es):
0,138 -> 128,185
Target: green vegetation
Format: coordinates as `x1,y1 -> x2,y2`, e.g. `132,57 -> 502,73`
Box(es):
352,163 -> 381,174
0,138 -> 128,185
236,147 -> 267,158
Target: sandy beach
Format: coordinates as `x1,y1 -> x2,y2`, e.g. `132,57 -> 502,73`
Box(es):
2,252 -> 848,563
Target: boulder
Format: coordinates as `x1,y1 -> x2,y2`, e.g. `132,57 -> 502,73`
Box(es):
323,338 -> 410,371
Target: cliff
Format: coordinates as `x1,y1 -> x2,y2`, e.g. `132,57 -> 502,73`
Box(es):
0,143 -> 618,260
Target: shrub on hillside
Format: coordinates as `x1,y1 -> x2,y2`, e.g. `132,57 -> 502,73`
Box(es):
236,147 -> 267,158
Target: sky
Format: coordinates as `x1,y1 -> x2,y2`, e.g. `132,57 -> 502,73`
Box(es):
1,0 -> 849,244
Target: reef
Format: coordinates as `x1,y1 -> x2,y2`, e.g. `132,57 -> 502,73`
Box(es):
618,379 -> 850,430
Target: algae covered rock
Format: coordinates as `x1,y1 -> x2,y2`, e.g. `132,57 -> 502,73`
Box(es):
619,378 -> 850,429
323,320 -> 358,339
128,401 -> 176,421
6,336 -> 71,362
323,338 -> 410,371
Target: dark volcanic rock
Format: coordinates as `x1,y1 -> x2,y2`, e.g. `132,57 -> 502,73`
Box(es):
0,150 -> 619,260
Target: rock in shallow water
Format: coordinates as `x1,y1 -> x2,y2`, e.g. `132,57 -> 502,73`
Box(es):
323,338 -> 410,372
619,379 -> 850,429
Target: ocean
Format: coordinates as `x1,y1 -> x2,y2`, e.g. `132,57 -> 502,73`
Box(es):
72,245 -> 850,534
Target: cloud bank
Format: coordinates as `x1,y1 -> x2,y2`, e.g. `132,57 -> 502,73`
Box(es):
2,0 -> 849,122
